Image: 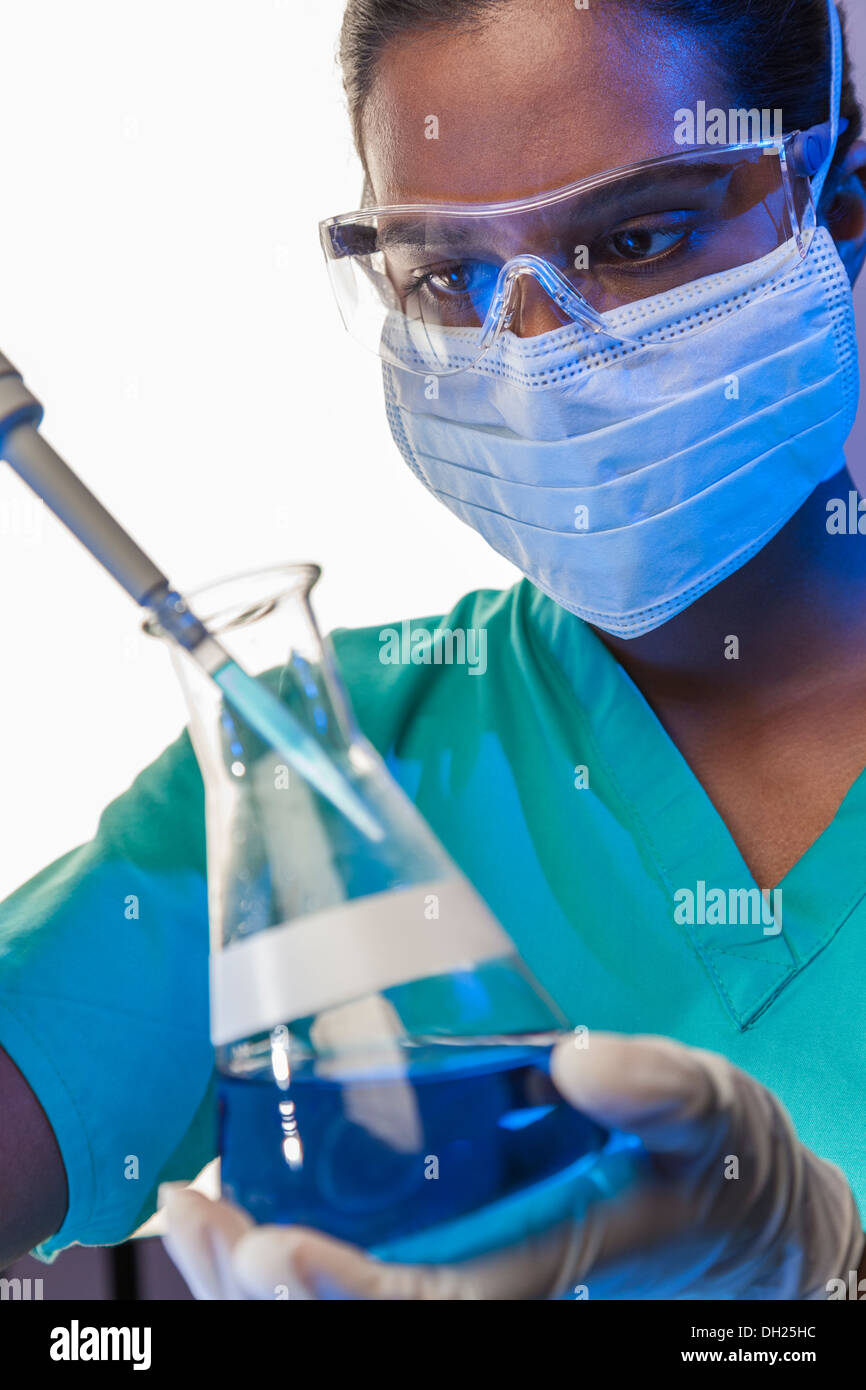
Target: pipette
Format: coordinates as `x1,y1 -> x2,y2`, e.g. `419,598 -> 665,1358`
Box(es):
0,350 -> 382,842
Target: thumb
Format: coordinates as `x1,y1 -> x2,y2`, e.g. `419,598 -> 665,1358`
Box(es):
549,1032 -> 735,1158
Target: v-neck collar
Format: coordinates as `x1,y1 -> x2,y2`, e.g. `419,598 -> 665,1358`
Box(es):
526,583 -> 866,1030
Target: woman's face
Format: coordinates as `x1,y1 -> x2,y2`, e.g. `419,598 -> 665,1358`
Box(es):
360,1 -> 740,332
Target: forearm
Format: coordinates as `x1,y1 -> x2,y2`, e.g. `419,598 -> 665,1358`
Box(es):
0,1045 -> 67,1267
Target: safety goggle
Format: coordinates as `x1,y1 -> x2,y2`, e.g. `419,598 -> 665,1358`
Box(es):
319,128 -> 829,377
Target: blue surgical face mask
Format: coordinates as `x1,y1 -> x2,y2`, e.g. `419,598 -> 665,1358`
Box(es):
380,0 -> 856,638
383,226 -> 859,637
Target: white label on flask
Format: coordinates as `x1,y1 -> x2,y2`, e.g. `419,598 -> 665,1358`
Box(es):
209,878 -> 513,1046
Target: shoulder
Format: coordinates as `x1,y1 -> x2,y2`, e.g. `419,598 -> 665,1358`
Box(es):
328,585 -> 514,752
328,580 -> 594,758
330,583 -> 518,671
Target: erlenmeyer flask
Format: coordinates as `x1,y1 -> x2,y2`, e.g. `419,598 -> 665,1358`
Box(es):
147,564 -> 634,1265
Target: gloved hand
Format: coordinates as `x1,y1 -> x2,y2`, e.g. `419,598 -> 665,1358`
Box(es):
159,1032 -> 864,1300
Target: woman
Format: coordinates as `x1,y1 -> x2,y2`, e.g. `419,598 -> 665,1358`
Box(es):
2,0 -> 866,1299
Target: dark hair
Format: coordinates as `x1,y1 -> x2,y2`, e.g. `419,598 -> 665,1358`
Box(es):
339,0 -> 862,204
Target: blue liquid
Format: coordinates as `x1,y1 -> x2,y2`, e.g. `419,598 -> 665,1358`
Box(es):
219,1045 -> 609,1251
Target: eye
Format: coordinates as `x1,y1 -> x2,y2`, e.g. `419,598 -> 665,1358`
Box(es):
602,225 -> 689,262
411,260 -> 497,299
429,264 -> 475,294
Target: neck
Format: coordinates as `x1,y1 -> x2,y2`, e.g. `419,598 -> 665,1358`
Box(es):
598,467 -> 866,706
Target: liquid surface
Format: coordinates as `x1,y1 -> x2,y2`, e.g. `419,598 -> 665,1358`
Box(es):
219,1044 -> 609,1249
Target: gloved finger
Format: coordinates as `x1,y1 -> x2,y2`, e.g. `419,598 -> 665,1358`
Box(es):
230,1224 -> 480,1300
159,1188 -> 591,1302
230,1220 -> 575,1300
159,1185 -> 256,1300
549,1031 -> 737,1158
547,1181 -> 714,1298
225,1177 -> 742,1300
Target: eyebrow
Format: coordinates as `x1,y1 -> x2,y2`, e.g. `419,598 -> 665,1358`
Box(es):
347,162 -> 738,257
375,219 -> 479,253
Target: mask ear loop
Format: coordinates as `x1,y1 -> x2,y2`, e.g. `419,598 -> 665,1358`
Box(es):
812,0 -> 844,207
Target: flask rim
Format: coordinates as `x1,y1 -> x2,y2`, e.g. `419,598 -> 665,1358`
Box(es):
141,561 -> 322,640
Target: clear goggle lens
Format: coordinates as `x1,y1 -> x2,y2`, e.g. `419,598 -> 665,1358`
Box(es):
321,137 -> 817,376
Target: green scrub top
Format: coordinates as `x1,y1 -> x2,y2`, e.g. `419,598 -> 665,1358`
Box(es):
0,579 -> 863,1259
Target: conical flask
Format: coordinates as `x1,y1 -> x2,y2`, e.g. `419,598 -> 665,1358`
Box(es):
147,564 -> 624,1263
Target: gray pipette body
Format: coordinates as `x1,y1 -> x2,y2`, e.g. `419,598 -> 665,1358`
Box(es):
0,350 -> 196,624
0,351 -> 381,839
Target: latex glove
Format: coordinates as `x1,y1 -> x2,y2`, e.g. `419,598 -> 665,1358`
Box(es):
159,1032 -> 864,1300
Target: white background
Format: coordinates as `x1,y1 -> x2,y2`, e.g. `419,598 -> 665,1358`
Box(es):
1,0 -> 865,896
0,0 -> 518,897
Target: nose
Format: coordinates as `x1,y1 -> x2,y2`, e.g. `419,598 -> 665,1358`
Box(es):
504,271 -> 574,338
